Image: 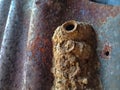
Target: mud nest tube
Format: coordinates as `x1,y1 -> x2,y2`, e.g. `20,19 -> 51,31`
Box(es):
52,20 -> 101,90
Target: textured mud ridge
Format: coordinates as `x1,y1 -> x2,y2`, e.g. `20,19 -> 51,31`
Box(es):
52,20 -> 101,90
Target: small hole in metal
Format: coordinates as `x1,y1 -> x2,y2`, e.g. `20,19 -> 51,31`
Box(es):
105,51 -> 109,56
65,24 -> 75,31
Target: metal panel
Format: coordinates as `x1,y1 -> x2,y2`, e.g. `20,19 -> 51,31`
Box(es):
0,0 -> 120,90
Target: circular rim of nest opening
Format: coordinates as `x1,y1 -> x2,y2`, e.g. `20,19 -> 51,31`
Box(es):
62,20 -> 78,32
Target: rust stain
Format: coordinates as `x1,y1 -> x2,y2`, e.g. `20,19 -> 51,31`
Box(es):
84,1 -> 120,26
39,48 -> 45,53
30,36 -> 41,59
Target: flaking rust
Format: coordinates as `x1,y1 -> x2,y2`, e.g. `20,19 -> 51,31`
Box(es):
52,20 -> 101,90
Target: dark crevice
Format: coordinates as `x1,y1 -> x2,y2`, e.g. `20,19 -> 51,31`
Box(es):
65,24 -> 75,31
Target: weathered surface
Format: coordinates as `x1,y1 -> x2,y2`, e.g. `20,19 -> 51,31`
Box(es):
0,0 -> 120,90
52,20 -> 101,90
0,0 -> 32,90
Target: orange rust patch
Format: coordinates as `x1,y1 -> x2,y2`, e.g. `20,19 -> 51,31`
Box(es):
30,36 -> 41,59
40,48 -> 45,52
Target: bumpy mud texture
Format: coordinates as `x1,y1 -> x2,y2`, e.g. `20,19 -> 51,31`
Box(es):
52,20 -> 101,90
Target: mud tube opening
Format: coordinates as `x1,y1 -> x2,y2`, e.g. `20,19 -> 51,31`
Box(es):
62,20 -> 78,32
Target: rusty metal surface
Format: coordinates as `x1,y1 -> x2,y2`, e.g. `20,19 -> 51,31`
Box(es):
0,0 -> 120,90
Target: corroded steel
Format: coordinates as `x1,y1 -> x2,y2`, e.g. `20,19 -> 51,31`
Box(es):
0,0 -> 120,90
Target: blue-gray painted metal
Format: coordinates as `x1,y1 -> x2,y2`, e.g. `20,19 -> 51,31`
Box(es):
0,0 -> 32,90
97,15 -> 120,90
91,0 -> 120,5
